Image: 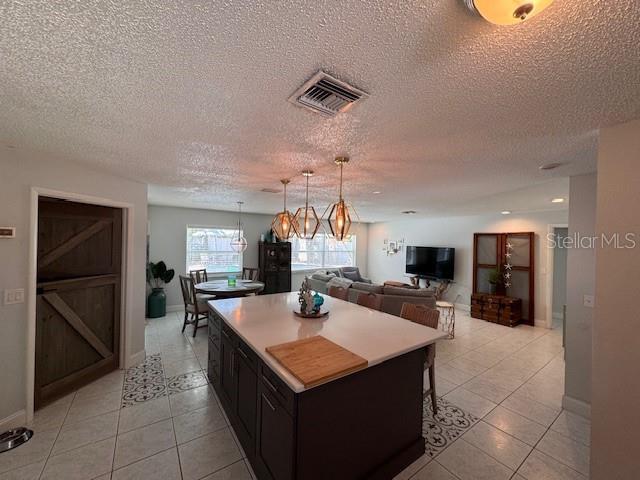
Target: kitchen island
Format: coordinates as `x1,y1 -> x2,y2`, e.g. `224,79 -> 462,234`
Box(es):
207,292 -> 446,480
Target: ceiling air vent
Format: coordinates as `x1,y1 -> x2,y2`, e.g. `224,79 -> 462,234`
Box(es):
288,71 -> 368,117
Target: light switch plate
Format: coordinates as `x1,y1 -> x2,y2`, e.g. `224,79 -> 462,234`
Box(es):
4,288 -> 25,305
583,294 -> 595,308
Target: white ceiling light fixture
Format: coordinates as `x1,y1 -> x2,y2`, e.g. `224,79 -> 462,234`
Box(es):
463,0 -> 555,25
230,201 -> 248,253
501,210 -> 512,215
551,197 -> 565,203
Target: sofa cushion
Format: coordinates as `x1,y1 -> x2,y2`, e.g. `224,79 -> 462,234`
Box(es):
327,277 -> 353,289
341,269 -> 361,281
311,272 -> 335,282
351,282 -> 384,294
383,286 -> 435,297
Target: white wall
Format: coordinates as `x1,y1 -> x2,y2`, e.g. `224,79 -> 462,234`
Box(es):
147,205 -> 369,308
591,119 -> 640,478
148,205 -> 273,307
367,210 -> 568,323
0,149 -> 147,425
563,173 -> 597,416
552,227 -> 568,317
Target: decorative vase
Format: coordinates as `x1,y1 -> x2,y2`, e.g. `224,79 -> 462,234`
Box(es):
147,288 -> 166,318
313,292 -> 324,313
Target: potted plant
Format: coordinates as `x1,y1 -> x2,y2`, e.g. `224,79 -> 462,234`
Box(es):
488,268 -> 503,295
147,261 -> 175,318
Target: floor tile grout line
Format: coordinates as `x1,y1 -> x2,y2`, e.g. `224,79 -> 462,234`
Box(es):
108,374 -> 125,479
37,390 -> 77,480
408,314 -> 567,479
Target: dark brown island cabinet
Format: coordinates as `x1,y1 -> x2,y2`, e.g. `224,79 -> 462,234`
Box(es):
207,303 -> 432,480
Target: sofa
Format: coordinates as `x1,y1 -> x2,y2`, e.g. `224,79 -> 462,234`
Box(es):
307,270 -> 436,317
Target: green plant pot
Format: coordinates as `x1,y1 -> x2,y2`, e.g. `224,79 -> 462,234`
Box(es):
147,288 -> 167,318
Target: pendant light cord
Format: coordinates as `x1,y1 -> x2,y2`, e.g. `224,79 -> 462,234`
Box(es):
339,161 -> 343,200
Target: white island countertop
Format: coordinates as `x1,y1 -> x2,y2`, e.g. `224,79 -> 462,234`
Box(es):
209,292 -> 447,393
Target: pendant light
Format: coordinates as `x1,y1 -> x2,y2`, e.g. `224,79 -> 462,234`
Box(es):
324,156 -> 353,241
271,179 -> 299,241
463,0 -> 554,25
294,170 -> 321,240
230,201 -> 248,253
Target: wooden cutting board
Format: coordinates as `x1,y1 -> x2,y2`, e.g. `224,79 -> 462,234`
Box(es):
265,336 -> 368,388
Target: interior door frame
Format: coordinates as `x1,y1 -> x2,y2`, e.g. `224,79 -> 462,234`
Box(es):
545,223 -> 569,329
27,187 -> 136,422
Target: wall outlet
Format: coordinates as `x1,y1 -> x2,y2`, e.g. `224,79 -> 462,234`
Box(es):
583,294 -> 595,308
4,288 -> 25,305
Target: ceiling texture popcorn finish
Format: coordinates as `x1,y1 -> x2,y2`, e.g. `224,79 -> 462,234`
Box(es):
1,1 -> 639,220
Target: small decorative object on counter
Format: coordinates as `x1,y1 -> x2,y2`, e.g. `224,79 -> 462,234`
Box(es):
298,277 -> 314,315
227,275 -> 237,287
313,292 -> 324,313
295,278 -> 329,318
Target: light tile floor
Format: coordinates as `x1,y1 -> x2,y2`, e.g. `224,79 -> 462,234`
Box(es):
0,309 -> 590,480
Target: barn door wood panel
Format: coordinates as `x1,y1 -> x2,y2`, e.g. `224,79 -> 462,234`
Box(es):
35,197 -> 122,408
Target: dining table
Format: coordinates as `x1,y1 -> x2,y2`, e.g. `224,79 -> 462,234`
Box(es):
195,279 -> 265,298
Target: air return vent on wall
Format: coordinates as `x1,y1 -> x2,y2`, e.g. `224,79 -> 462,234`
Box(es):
288,71 -> 368,117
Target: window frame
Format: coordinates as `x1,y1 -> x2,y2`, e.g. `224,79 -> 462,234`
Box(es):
289,233 -> 357,273
185,224 -> 244,276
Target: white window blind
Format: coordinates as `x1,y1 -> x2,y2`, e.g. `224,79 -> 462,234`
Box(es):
290,233 -> 356,271
186,226 -> 243,274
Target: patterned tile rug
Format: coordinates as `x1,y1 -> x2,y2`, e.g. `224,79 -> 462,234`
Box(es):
422,396 -> 479,457
167,370 -> 209,395
122,354 -> 167,407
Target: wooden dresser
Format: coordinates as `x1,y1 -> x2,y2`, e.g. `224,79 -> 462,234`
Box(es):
471,294 -> 522,327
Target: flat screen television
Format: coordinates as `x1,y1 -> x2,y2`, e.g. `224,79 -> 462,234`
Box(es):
405,246 -> 455,280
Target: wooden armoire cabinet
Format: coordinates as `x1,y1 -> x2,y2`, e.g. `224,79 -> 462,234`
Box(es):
472,232 -> 535,325
258,242 -> 291,294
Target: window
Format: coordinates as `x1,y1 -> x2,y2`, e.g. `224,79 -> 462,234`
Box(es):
290,233 -> 356,271
186,226 -> 242,274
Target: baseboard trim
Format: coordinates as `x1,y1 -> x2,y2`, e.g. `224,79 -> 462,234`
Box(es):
126,349 -> 146,368
534,319 -> 551,328
0,409 -> 27,430
454,303 -> 470,312
166,304 -> 184,313
562,394 -> 591,419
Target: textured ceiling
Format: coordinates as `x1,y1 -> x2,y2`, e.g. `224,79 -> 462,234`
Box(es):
1,1 -> 639,221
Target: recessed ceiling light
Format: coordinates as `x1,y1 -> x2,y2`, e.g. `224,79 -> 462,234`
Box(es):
372,191 -> 381,194
501,210 -> 512,215
539,162 -> 564,171
401,210 -> 417,215
551,198 -> 565,203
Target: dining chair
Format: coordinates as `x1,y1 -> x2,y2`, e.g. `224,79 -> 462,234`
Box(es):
179,275 -> 209,337
189,269 -> 215,302
242,267 -> 259,281
400,303 -> 440,414
189,268 -> 208,284
328,285 -> 349,301
356,292 -> 382,311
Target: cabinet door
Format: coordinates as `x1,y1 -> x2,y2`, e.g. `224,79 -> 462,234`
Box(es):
257,388 -> 294,480
235,348 -> 257,454
220,331 -> 237,408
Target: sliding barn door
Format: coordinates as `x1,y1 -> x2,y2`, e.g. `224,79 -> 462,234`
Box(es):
35,197 -> 123,408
